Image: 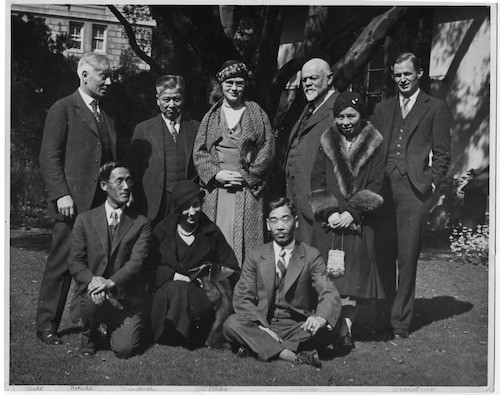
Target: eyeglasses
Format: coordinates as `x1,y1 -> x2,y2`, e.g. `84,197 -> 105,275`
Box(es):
268,215 -> 294,225
109,177 -> 134,188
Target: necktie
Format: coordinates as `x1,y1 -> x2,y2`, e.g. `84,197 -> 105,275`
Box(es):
168,120 -> 178,143
401,97 -> 411,119
110,211 -> 119,238
304,103 -> 315,121
90,100 -> 101,123
277,248 -> 287,282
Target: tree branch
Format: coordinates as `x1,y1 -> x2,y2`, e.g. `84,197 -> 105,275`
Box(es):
107,5 -> 164,74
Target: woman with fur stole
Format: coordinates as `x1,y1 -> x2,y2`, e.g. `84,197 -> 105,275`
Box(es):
309,92 -> 385,350
193,60 -> 275,266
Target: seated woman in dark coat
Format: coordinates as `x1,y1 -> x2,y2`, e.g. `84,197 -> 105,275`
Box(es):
150,181 -> 239,348
309,92 -> 385,350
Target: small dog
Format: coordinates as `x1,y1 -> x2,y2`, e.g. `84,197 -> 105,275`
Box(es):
201,277 -> 234,348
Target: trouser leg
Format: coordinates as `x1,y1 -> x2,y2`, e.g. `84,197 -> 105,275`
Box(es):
79,292 -> 101,349
109,310 -> 145,359
223,314 -> 286,361
390,172 -> 432,332
36,220 -> 73,332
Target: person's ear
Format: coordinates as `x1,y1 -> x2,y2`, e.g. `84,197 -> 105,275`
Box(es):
266,220 -> 271,232
100,180 -> 107,192
295,217 -> 299,229
417,68 -> 424,79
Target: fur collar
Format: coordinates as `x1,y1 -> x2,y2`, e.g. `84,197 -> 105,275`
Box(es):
320,121 -> 383,197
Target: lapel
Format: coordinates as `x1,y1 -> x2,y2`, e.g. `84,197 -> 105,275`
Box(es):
404,91 -> 430,143
180,118 -> 197,171
287,106 -> 309,148
92,204 -> 110,255
381,96 -> 399,160
111,207 -> 134,256
100,105 -> 117,158
283,241 -> 306,293
260,243 -> 277,306
150,115 -> 166,160
72,90 -> 100,139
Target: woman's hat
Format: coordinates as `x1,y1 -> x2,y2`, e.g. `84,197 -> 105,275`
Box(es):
171,181 -> 205,212
333,92 -> 367,119
216,60 -> 249,83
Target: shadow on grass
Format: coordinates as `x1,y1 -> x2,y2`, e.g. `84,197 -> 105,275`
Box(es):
411,296 -> 473,332
10,231 -> 52,253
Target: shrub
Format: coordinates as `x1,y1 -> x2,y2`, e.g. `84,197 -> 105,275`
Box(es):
449,224 -> 489,266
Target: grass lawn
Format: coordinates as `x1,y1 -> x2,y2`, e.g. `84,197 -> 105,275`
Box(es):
9,227 -> 489,388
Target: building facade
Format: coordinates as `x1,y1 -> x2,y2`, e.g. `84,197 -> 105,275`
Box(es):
11,4 -> 155,70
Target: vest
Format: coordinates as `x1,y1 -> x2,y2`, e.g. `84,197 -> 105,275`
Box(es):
386,104 -> 409,175
268,271 -> 290,321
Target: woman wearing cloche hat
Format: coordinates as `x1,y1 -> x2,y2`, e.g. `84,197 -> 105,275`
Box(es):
308,92 -> 386,351
150,181 -> 239,348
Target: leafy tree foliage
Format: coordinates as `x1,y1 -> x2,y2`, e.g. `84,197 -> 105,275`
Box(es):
11,14 -> 78,216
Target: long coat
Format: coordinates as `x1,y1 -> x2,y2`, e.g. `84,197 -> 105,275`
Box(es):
39,90 -> 118,219
150,212 -> 239,340
309,122 -> 385,299
193,100 -> 275,265
285,91 -> 339,243
68,204 -> 152,322
128,114 -> 200,222
233,241 -> 341,328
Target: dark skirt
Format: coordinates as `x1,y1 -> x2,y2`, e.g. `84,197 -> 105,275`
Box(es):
311,221 -> 385,300
151,280 -> 215,346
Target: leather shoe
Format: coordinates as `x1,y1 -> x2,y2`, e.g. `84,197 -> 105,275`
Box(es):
340,334 -> 355,350
393,330 -> 409,339
295,349 -> 322,368
80,347 -> 96,357
36,331 -> 63,345
236,346 -> 250,358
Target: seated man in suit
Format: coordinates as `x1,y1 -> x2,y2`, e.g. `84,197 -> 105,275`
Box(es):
223,197 -> 341,368
69,161 -> 152,358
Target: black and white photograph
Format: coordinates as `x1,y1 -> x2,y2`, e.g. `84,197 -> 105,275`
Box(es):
7,1 -> 494,390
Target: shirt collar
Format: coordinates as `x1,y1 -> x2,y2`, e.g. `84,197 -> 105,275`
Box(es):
399,88 -> 420,105
161,113 -> 182,127
273,239 -> 295,260
78,88 -> 97,107
105,201 -> 123,224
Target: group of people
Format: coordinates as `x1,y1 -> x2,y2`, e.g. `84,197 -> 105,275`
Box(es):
34,50 -> 450,368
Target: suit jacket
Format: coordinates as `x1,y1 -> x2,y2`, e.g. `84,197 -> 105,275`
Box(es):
285,91 -> 339,222
68,204 -> 152,321
128,114 -> 200,221
371,91 -> 451,194
39,90 -> 118,219
233,240 -> 341,328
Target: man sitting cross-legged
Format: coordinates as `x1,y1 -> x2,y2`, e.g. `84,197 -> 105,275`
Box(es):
69,161 -> 152,358
223,197 -> 341,368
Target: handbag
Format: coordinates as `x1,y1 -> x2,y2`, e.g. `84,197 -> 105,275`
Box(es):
327,233 -> 345,278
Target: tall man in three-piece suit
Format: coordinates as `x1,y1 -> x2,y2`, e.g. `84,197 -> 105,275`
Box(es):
69,162 -> 151,358
285,58 -> 339,244
128,75 -> 200,227
223,198 -> 341,368
371,53 -> 451,339
37,52 -> 118,345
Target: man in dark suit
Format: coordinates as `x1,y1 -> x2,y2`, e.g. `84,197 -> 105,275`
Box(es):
37,52 -> 118,345
371,53 -> 451,339
128,75 -> 200,227
223,197 -> 341,368
69,162 -> 151,358
285,58 -> 339,244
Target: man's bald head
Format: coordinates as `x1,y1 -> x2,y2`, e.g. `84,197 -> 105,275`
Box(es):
301,58 -> 333,105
